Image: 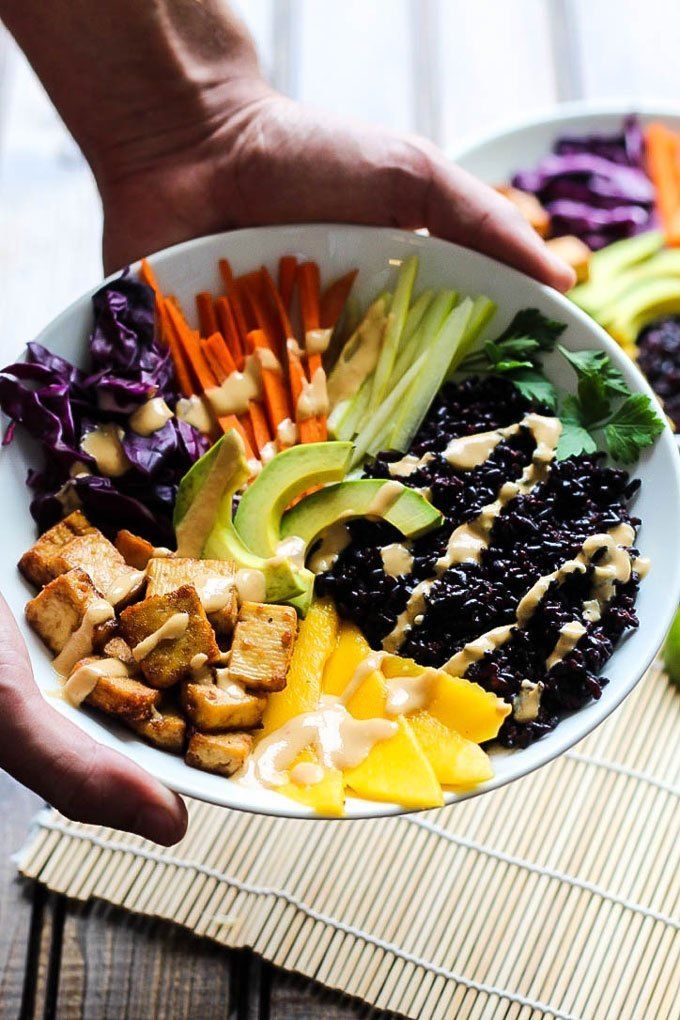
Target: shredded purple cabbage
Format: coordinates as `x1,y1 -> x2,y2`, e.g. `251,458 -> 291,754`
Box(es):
511,115 -> 655,249
0,273 -> 208,543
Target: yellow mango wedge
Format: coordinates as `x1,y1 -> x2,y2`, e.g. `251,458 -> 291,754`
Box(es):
344,668 -> 443,809
261,597 -> 340,736
277,754 -> 345,817
322,621 -> 372,696
426,672 -> 510,744
408,712 -> 493,788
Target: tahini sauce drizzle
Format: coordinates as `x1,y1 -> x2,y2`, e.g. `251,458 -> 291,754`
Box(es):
132,612 -> 189,661
53,599 -> 116,676
384,667 -> 438,716
366,481 -> 404,517
205,355 -> 262,416
80,424 -> 130,478
62,657 -> 128,707
307,522 -> 351,574
129,397 -> 173,436
546,620 -> 586,671
176,395 -> 213,434
380,543 -> 414,578
297,367 -> 329,421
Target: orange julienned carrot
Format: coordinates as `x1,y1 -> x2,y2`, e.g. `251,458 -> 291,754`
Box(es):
139,257 -> 161,295
247,399 -> 272,456
196,292 -> 219,337
240,271 -> 282,348
247,328 -> 292,439
261,265 -> 294,340
647,123 -> 680,244
320,269 -> 358,328
219,258 -> 235,292
205,331 -> 237,376
158,300 -> 194,397
215,296 -> 245,368
286,338 -> 324,443
278,256 -> 297,311
296,261 -> 328,439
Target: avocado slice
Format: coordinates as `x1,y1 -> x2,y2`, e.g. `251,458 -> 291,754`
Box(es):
605,276 -> 680,348
234,441 -> 353,556
576,248 -> 680,323
174,430 -> 304,603
280,479 -> 443,560
570,230 -> 665,316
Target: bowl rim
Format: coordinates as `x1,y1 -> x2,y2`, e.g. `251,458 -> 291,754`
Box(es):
5,222 -> 680,820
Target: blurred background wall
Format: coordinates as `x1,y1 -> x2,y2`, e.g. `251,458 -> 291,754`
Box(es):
2,0 -> 680,351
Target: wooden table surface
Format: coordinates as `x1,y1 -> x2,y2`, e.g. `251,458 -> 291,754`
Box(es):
3,2 -> 680,1016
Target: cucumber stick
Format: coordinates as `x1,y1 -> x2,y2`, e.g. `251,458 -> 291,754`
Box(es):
390,298 -> 473,451
368,255 -> 418,412
390,289 -> 457,389
445,295 -> 496,380
350,352 -> 427,468
401,289 -> 434,346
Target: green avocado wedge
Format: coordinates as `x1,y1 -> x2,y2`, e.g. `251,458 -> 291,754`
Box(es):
234,441 -> 353,556
174,430 -> 304,604
280,479 -> 443,554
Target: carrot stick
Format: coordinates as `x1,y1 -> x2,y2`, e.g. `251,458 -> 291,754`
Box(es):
248,399 -> 271,456
320,269 -> 358,328
165,302 -> 214,393
139,257 -> 162,295
286,338 -> 324,442
647,123 -> 680,244
202,336 -> 228,383
215,296 -> 245,368
261,265 -> 294,339
240,272 -> 281,348
248,328 -> 292,438
278,256 -> 298,311
206,332 -> 237,376
159,300 -> 194,397
196,292 -> 219,337
297,261 -> 328,439
219,258 -> 235,292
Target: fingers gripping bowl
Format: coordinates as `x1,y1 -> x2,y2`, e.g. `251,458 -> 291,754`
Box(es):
1,225 -> 679,819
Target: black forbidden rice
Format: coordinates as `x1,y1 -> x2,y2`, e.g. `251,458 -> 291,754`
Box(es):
316,376 -> 642,748
636,315 -> 680,430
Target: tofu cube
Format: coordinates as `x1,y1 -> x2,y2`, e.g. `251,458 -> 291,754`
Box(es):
546,235 -> 592,283
115,530 -> 158,570
25,569 -> 116,655
119,584 -> 219,688
146,557 -> 238,636
496,185 -> 550,238
19,511 -> 96,588
101,635 -> 138,672
228,602 -> 297,692
77,658 -> 162,721
128,703 -> 187,753
185,730 -> 252,777
47,531 -> 145,607
182,680 -> 266,732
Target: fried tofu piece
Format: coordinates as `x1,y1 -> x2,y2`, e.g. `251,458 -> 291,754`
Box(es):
146,557 -> 238,636
185,730 -> 252,777
19,511 -> 96,588
25,569 -> 115,655
546,235 -> 591,283
119,584 -> 219,688
228,602 -> 297,693
75,658 -> 162,721
128,703 -> 187,753
115,530 -> 158,570
102,635 -> 138,672
496,184 -> 550,238
182,680 -> 266,732
47,531 -> 145,607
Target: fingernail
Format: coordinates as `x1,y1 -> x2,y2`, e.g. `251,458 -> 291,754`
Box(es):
134,798 -> 185,846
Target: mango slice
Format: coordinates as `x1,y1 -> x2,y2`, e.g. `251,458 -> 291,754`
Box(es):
408,712 -> 493,788
322,621 -> 372,696
344,668 -> 443,809
278,765 -> 345,817
426,673 -> 510,744
260,598 -> 339,736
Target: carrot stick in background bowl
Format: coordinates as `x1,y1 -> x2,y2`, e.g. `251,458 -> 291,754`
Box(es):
320,269 -> 358,329
195,291 -> 219,337
278,254 -> 298,311
646,122 -> 680,246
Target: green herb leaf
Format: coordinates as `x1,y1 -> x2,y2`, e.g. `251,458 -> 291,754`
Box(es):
556,396 -> 597,459
511,369 -> 558,410
495,309 -> 566,352
557,345 -> 629,425
602,394 -> 666,464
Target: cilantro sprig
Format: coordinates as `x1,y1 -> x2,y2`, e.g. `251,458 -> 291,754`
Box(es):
460,309 -> 665,465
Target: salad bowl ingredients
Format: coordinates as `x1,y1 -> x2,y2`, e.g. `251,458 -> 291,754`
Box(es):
1,224 -> 677,819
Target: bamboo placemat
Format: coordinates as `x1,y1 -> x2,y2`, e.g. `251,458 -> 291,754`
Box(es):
18,662 -> 680,1020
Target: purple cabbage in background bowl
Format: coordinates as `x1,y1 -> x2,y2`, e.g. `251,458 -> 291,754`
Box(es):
512,116 -> 656,249
0,274 -> 208,544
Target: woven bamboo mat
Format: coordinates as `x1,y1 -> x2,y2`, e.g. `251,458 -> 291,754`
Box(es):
18,662 -> 680,1020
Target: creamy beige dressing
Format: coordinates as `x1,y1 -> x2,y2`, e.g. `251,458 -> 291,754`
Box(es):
129,397 -> 173,436
270,536 -> 307,570
235,568 -> 267,604
305,328 -> 333,355
150,546 -> 174,558
257,348 -> 283,373
260,441 -> 277,464
196,575 -> 235,614
297,367 -> 329,421
69,460 -> 91,478
190,652 -> 209,672
339,651 -> 387,705
53,599 -> 116,676
54,480 -> 82,514
382,580 -> 433,653
380,543 -> 414,578
176,395 -> 213,434
106,567 -> 146,607
633,556 -> 651,578
307,522 -> 351,574
132,612 -> 189,661
443,625 -> 515,677
443,422 -> 520,470
327,298 -> 388,407
387,452 -> 434,478
80,424 -> 130,477
546,620 -> 586,671
62,657 -> 128,707
289,761 -> 325,787
384,667 -> 438,717
366,481 -> 404,517
276,417 -> 298,447
513,680 -> 544,723
582,599 -> 602,623
215,672 -> 250,701
205,355 -> 262,416
247,697 -> 397,788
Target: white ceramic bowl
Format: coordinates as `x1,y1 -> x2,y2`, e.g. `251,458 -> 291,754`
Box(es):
2,224 -> 679,819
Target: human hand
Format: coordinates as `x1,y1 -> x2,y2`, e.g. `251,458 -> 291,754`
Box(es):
0,593 -> 187,844
100,91 -> 575,291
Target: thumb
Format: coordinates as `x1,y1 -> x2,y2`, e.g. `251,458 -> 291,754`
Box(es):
0,594 -> 187,845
